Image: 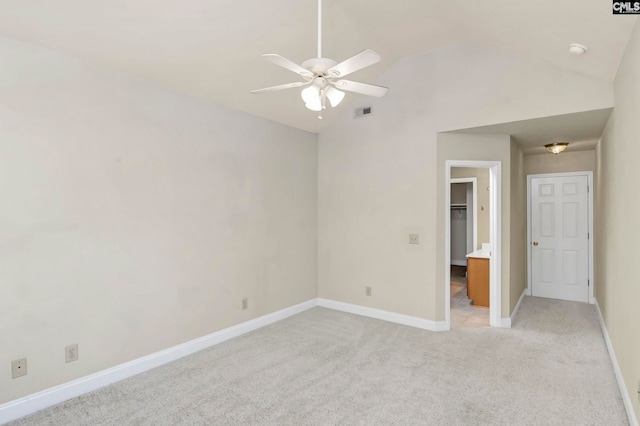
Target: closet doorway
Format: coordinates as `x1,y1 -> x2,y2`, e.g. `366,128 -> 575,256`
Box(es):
450,178 -> 477,266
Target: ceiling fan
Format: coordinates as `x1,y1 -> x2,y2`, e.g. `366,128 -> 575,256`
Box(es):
250,0 -> 389,119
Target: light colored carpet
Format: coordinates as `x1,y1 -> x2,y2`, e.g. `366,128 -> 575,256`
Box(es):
7,297 -> 628,425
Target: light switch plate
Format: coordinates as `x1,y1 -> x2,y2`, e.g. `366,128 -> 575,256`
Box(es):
65,344 -> 78,363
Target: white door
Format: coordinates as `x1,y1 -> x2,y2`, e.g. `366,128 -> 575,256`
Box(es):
530,175 -> 589,302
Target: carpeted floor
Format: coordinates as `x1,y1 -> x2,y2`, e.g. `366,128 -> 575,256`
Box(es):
7,297 -> 628,425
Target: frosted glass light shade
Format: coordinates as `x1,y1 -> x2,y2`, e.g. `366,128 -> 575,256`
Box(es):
545,142 -> 569,154
326,87 -> 345,107
305,99 -> 322,111
301,86 -> 320,105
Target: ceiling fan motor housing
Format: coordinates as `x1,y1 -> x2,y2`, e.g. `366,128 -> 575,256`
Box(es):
301,57 -> 338,76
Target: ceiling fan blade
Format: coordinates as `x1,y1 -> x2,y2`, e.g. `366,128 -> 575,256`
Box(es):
263,54 -> 314,78
327,49 -> 381,78
250,81 -> 310,94
334,80 -> 388,97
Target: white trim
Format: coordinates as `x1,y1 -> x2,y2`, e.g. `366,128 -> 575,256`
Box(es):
526,176 -> 532,297
526,171 -> 594,304
450,259 -> 466,267
446,160 -> 502,330
500,289 -> 527,328
0,299 -> 318,425
490,164 -> 502,327
595,299 -> 639,426
587,172 -> 595,304
317,298 -> 448,332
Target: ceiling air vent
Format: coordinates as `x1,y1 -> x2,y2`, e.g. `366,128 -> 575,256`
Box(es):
354,106 -> 373,118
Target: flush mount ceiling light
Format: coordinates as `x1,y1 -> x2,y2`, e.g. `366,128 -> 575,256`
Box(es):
569,43 -> 587,56
545,142 -> 569,154
250,0 -> 388,119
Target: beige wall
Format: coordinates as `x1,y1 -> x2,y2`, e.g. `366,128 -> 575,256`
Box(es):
524,150 -> 596,175
450,183 -> 467,205
451,168 -> 490,250
510,139 -> 527,312
0,36 -> 318,403
318,43 -> 612,322
596,21 -> 640,423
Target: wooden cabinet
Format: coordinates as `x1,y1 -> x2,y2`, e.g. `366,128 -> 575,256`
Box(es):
467,257 -> 490,307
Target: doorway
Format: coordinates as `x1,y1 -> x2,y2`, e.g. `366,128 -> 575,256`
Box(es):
445,160 -> 502,329
449,176 -> 489,328
527,172 -> 594,303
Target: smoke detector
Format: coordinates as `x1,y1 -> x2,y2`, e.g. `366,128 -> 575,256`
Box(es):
569,43 -> 587,56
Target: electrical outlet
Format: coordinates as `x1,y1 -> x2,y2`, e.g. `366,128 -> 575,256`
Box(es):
409,234 -> 419,244
366,286 -> 372,296
242,298 -> 248,310
65,344 -> 78,363
11,358 -> 27,379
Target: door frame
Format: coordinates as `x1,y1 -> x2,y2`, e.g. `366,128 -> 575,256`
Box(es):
450,177 -> 478,257
445,160 -> 502,329
526,171 -> 594,304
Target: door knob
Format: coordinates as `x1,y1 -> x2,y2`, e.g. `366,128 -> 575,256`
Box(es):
533,241 -> 539,246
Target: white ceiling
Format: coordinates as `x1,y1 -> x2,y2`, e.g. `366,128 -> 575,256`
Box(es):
0,1 -> 635,133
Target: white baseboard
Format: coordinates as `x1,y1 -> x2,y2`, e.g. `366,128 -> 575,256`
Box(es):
595,299 -> 639,426
317,298 -> 447,332
451,260 -> 466,267
499,288 -> 527,328
0,299 -> 317,425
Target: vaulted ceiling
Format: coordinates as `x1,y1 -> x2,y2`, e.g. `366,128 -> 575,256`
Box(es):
0,0 -> 636,133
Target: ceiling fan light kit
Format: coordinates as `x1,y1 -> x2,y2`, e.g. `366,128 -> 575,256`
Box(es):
251,0 -> 388,119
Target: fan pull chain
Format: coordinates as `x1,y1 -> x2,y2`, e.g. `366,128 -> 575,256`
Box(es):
318,94 -> 324,119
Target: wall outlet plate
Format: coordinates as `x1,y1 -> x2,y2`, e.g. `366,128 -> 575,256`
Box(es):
409,234 -> 419,244
11,358 -> 27,379
65,344 -> 78,363
242,298 -> 248,310
366,286 -> 372,296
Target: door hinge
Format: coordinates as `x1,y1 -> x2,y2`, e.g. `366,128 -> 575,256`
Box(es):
588,279 -> 590,287
588,233 -> 590,240
587,185 -> 590,193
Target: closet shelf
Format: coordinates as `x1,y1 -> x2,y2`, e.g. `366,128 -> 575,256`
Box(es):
450,204 -> 467,209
